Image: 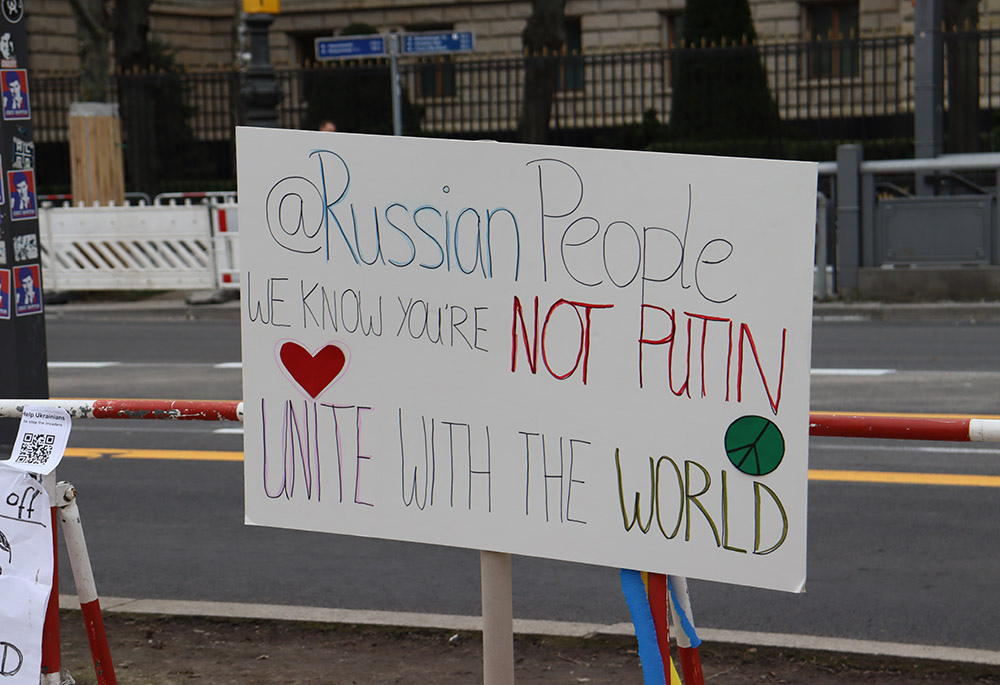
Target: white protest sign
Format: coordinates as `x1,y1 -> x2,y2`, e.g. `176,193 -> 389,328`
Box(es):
0,466 -> 53,683
237,128 -> 816,592
7,406 -> 71,475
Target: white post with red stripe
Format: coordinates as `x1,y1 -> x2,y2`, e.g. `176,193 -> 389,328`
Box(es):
55,482 -> 116,685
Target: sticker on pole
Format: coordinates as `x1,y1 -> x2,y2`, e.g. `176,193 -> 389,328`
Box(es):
5,406 -> 71,475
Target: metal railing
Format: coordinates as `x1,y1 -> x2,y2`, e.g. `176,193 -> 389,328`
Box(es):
32,144 -> 1000,296
33,31 -> 1000,194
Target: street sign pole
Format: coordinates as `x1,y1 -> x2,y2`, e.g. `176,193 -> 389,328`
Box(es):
390,33 -> 403,137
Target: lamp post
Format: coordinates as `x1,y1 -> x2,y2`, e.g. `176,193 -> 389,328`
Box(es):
240,12 -> 282,127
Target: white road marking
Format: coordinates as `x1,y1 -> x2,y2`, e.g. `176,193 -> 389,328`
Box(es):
48,361 -> 242,369
48,361 -> 122,368
812,442 -> 1000,455
811,368 -> 896,376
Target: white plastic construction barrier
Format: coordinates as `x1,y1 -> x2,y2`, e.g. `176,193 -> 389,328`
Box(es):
211,203 -> 239,289
153,191 -> 237,207
38,204 -> 216,291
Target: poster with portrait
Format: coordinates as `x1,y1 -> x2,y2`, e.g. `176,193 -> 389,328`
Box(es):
12,262 -> 39,316
0,31 -> 15,68
0,69 -> 27,120
7,169 -> 33,220
0,269 -> 9,319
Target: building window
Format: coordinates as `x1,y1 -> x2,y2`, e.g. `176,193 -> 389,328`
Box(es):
558,18 -> 584,91
411,25 -> 458,98
805,2 -> 859,78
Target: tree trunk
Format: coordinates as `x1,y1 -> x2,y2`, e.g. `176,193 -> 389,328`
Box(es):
944,0 -> 980,153
69,0 -> 111,101
113,0 -> 158,193
518,0 -> 566,144
113,0 -> 155,70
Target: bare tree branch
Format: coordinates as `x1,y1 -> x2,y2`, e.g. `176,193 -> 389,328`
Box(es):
67,0 -> 107,41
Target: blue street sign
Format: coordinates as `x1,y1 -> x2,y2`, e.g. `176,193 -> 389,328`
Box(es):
315,34 -> 388,61
401,31 -> 475,56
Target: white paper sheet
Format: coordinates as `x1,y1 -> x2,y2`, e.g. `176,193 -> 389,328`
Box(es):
7,405 -> 71,475
0,465 -> 53,682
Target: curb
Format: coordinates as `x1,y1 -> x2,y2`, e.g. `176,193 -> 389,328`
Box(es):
60,595 -> 1000,667
813,301 -> 1000,322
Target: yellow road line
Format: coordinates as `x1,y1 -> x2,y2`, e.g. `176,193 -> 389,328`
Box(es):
65,447 -> 244,462
63,449 -> 1000,487
809,469 -> 1000,488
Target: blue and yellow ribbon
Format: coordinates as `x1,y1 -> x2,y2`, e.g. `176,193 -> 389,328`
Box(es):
620,569 -> 681,684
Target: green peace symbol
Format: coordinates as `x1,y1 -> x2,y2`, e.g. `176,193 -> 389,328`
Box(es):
724,415 -> 785,476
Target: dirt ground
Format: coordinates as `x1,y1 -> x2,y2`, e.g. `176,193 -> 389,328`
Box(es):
53,611 -> 1000,684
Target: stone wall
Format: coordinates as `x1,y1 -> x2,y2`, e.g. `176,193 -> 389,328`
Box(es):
23,0 -> 944,76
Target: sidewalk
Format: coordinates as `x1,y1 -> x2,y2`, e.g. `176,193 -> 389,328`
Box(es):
56,609 -> 1000,684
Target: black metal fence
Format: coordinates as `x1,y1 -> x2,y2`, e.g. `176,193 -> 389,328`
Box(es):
30,30 -> 1000,195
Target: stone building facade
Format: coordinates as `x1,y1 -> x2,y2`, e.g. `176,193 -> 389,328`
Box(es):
24,0 -> 937,75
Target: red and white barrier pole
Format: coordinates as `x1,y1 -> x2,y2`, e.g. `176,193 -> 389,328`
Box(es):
6,403 -> 1000,443
809,412 -> 1000,441
0,399 -> 243,421
56,482 -> 116,685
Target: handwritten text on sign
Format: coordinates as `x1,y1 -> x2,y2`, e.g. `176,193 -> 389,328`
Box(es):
237,129 -> 817,592
0,466 -> 53,683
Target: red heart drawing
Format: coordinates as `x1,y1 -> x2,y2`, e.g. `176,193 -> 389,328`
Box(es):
277,341 -> 349,399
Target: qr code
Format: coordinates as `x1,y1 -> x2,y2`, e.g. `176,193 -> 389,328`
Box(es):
16,433 -> 55,465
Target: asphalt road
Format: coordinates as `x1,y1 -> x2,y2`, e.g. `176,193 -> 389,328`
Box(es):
35,307 -> 1000,652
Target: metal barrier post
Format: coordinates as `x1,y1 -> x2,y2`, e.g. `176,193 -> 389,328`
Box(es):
835,144 -> 863,292
861,164 -> 876,268
914,0 -> 944,167
55,482 -> 116,685
815,192 -> 829,300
